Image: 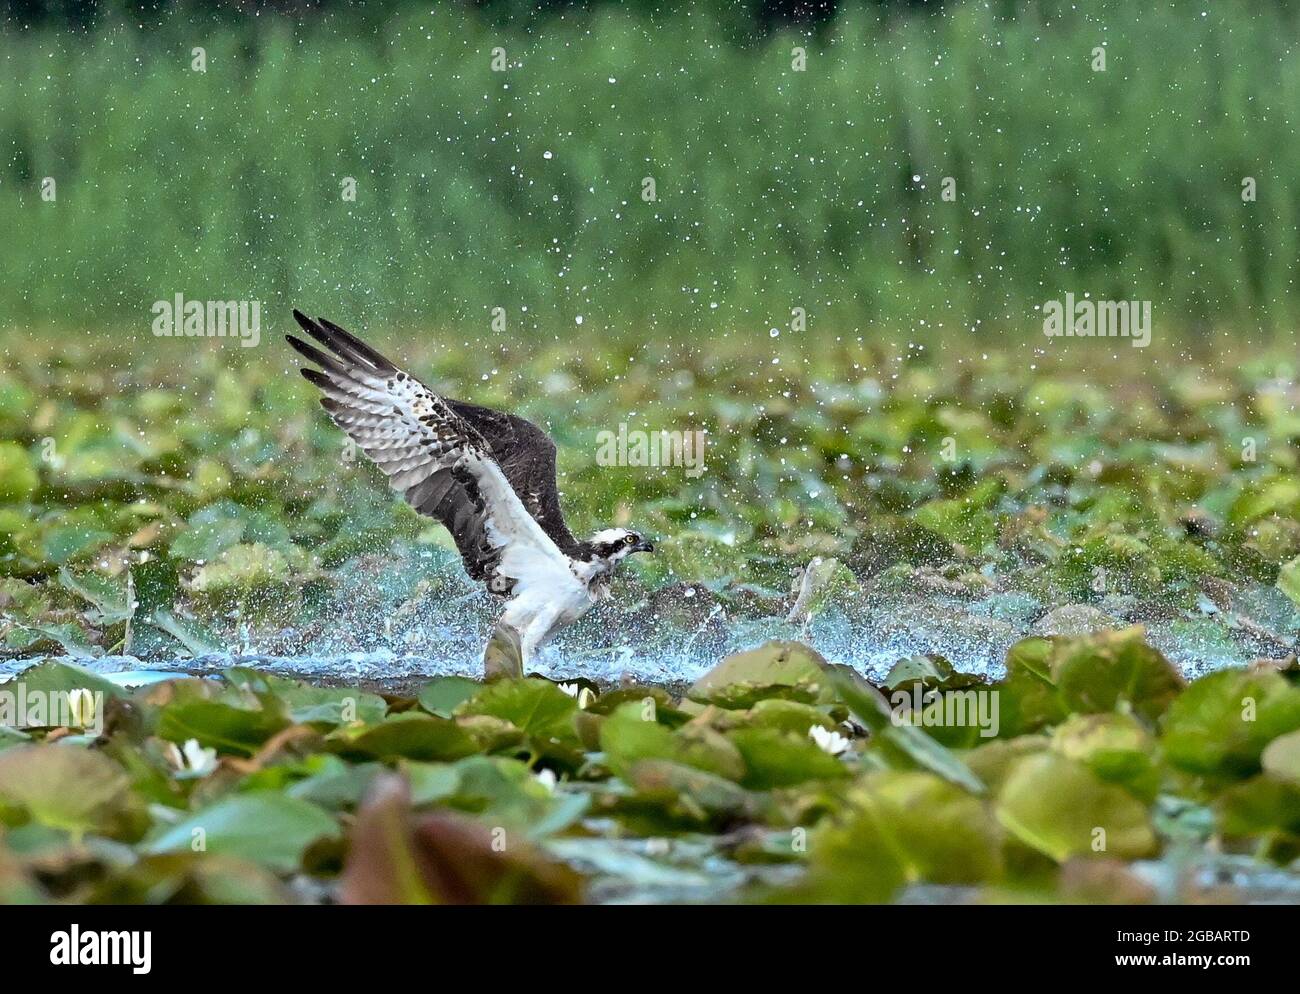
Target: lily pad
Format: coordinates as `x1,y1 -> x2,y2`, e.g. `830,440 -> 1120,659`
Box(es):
1279,555 -> 1300,608
727,726 -> 850,789
150,609 -> 224,657
57,567 -> 132,624
997,636 -> 1068,736
456,678 -> 579,752
145,793 -> 339,873
156,696 -> 289,757
623,759 -> 754,823
882,654 -> 976,693
10,659 -> 127,703
0,744 -> 136,837
1262,730 -> 1300,785
224,668 -> 387,727
688,640 -> 832,709
417,676 -> 483,718
1050,712 -> 1159,800
1050,626 -> 1185,723
339,774 -> 582,904
600,704 -> 745,781
327,712 -> 477,762
996,752 -> 1156,862
1216,769 -> 1300,857
831,669 -> 985,795
744,698 -> 838,735
0,442 -> 38,503
1161,669 -> 1300,780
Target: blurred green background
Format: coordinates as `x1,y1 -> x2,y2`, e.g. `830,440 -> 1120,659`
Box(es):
3,0 -> 1299,344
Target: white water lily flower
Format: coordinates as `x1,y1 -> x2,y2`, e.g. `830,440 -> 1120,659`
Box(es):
808,724 -> 852,757
167,738 -> 219,777
557,682 -> 597,710
66,688 -> 97,730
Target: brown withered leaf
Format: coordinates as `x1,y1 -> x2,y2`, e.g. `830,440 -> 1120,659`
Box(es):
340,773 -> 582,905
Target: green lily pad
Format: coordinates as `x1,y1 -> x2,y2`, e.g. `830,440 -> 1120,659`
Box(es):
996,752 -> 1156,862
456,678 -> 579,749
11,659 -> 127,703
1216,776 -> 1300,862
0,726 -> 32,751
600,704 -> 745,781
834,771 -> 1001,886
224,668 -> 387,727
404,762 -> 463,806
964,735 -> 1051,794
92,853 -> 291,905
15,621 -> 100,660
1262,730 -> 1300,785
0,442 -> 38,503
624,759 -> 754,823
287,759 -> 385,811
997,636 -> 1068,736
1050,712 -> 1159,800
156,696 -> 289,757
831,670 -> 985,795
417,755 -> 588,838
0,744 -> 136,837
150,608 -> 224,656
131,558 -> 181,615
190,542 -> 296,595
1050,626 -> 1185,723
327,712 -> 477,763
912,496 -> 997,551
883,654 -> 976,693
727,726 -> 850,789
803,806 -> 906,903
687,640 -> 832,709
417,676 -> 484,718
1229,477 -> 1300,527
169,517 -> 247,563
744,698 -> 838,735
1279,555 -> 1300,608
57,567 -> 132,624
145,793 -> 339,873
1161,669 -> 1300,780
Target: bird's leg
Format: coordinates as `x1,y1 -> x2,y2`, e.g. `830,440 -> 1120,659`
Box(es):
518,605 -> 563,669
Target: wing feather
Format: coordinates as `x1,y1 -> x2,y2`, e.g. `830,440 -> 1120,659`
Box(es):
287,311 -> 582,599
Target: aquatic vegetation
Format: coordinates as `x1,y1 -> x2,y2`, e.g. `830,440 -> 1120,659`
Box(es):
0,340 -> 1295,672
0,629 -> 1297,903
0,329 -> 1295,903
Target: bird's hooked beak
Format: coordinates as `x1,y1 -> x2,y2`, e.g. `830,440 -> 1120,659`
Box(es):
633,539 -> 655,554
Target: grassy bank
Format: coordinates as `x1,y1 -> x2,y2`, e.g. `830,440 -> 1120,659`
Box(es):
2,1 -> 1299,339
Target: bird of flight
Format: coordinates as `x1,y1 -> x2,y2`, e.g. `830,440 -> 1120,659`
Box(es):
286,311 -> 655,665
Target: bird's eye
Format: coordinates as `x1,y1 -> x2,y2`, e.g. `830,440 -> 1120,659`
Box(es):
624,535 -> 637,545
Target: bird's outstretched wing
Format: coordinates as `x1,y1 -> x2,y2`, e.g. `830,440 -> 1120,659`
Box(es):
286,311 -> 580,598
441,399 -> 581,553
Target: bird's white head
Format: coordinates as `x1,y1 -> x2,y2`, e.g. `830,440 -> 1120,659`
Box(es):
583,527 -> 655,570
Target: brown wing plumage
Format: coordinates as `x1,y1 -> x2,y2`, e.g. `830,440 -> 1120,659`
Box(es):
286,311 -> 581,589
443,399 -> 580,553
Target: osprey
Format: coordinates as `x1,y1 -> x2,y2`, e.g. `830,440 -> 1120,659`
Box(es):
286,311 -> 654,664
